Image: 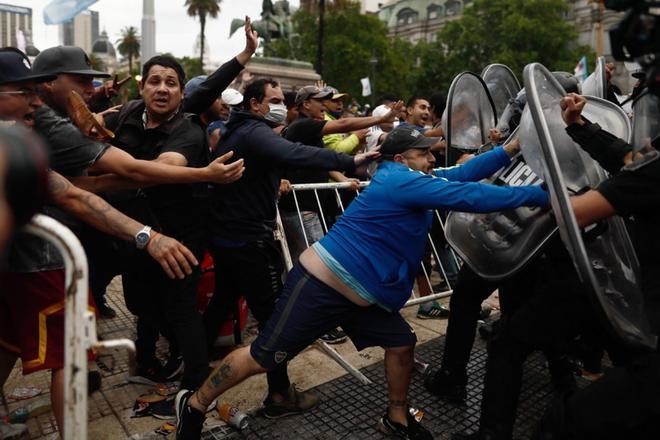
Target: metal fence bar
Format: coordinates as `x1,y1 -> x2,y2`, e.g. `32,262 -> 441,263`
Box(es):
276,180 -> 460,384
24,214 -> 136,440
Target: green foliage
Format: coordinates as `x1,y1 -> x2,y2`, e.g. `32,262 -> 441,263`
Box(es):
185,0 -> 222,67
268,0 -> 593,103
177,56 -> 206,81
435,0 -> 594,82
116,26 -> 140,75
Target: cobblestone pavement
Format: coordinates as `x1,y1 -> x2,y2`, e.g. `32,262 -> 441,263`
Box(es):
0,275 -> 576,440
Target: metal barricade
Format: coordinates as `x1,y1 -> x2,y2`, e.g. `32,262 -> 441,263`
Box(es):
24,214 -> 136,440
275,181 -> 461,383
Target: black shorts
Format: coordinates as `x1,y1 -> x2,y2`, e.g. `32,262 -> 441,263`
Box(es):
250,263 -> 417,370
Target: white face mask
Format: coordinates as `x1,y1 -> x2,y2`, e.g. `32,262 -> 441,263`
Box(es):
264,103 -> 287,125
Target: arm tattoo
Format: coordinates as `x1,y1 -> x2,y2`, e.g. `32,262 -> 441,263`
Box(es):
209,363 -> 232,389
52,172 -> 142,242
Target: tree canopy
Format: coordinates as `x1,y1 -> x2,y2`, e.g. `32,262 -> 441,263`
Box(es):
268,0 -> 593,103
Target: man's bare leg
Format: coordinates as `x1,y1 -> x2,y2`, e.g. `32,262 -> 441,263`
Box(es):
187,345 -> 267,412
384,345 -> 415,425
51,368 -> 65,435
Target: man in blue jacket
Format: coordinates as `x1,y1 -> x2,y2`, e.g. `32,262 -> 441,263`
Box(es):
177,126 -> 549,440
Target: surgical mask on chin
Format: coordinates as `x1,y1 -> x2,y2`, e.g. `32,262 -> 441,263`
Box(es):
328,109 -> 342,119
264,103 -> 287,125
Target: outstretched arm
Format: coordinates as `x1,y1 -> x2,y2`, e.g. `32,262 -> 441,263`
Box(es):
48,171 -> 198,279
322,101 -> 405,135
87,147 -> 244,188
183,16 -> 258,114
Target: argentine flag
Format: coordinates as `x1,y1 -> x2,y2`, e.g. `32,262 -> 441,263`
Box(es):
574,56 -> 589,82
43,0 -> 99,25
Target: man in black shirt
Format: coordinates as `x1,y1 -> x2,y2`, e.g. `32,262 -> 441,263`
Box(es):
198,78 -> 380,422
30,45 -> 243,318
97,55 -> 214,391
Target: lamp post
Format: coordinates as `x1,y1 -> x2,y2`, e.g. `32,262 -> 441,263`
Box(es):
317,0 -> 325,76
369,54 -> 378,107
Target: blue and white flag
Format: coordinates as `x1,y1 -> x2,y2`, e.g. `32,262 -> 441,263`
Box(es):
574,55 -> 589,82
43,0 -> 99,25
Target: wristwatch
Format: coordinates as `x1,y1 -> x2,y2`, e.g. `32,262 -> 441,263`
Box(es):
135,226 -> 152,250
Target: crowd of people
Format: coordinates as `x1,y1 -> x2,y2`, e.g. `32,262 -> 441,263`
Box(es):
1,2 -> 660,439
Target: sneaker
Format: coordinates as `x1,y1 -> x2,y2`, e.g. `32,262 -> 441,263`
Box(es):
378,409 -> 434,439
98,302 -> 116,319
161,355 -> 184,381
423,368 -> 467,403
262,384 -> 320,419
175,389 -> 205,440
319,328 -> 347,344
416,301 -> 450,320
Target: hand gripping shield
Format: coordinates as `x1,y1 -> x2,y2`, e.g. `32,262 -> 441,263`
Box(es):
581,56 -> 608,99
442,72 -> 497,166
481,64 -> 522,122
522,62 -> 656,350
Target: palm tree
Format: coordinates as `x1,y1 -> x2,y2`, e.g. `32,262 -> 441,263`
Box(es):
88,53 -> 105,72
185,0 -> 222,69
116,26 -> 140,75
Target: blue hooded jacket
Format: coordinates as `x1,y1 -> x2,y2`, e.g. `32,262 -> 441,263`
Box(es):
316,147 -> 549,311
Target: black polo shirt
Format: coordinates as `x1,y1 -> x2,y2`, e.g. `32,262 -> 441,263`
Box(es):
280,116 -> 330,213
104,100 -> 209,237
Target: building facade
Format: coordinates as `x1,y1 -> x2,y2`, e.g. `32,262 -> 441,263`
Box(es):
91,30 -> 118,74
0,3 -> 33,50
60,9 -> 99,54
378,0 -> 471,43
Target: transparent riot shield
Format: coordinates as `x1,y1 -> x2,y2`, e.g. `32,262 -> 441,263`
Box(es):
522,62 -> 656,350
443,72 -> 497,166
632,90 -> 660,153
481,63 -> 522,121
581,56 -> 608,99
445,126 -> 557,280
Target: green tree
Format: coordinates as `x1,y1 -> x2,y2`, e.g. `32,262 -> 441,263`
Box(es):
177,56 -> 206,80
116,26 -> 140,75
432,0 -> 594,85
268,2 -> 418,103
185,0 -> 222,69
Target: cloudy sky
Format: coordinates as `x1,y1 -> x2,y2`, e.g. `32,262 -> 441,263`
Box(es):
15,0 -> 301,63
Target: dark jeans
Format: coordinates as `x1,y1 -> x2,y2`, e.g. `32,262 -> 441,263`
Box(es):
203,238 -> 291,396
440,260 -> 537,375
478,252 -> 598,438
123,232 -> 207,389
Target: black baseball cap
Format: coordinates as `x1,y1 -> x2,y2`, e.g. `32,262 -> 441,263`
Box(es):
0,47 -> 57,85
380,126 -> 437,156
295,85 -> 333,105
32,46 -> 110,78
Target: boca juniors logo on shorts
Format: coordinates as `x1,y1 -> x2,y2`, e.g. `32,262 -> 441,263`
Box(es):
274,351 -> 288,364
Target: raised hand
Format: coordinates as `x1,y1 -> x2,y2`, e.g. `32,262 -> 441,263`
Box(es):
99,75 -> 132,98
245,16 -> 259,55
560,93 -> 587,126
380,101 -> 405,123
205,151 -> 245,184
354,147 -> 381,166
488,128 -> 502,144
146,232 -> 199,279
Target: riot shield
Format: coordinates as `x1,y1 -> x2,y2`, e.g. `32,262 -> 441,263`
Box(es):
522,62 -> 655,350
581,56 -> 607,99
632,90 -> 660,153
481,64 -> 522,121
445,127 -> 557,280
444,72 -> 497,167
